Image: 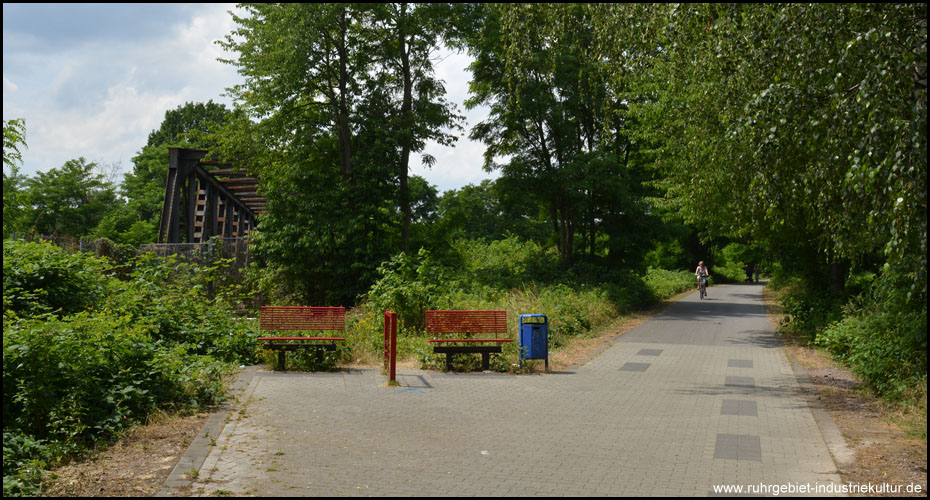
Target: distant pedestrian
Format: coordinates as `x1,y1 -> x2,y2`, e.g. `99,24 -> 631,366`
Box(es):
743,263 -> 754,283
754,264 -> 761,283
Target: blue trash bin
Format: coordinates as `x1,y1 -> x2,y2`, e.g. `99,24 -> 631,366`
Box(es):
519,314 -> 548,371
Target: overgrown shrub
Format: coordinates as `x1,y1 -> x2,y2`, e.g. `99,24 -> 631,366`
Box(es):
642,267 -> 696,300
3,240 -> 109,318
2,242 -> 259,496
450,236 -> 559,289
354,240 -> 701,373
100,253 -> 260,364
364,248 -> 457,331
2,431 -> 56,497
815,270 -> 927,399
643,239 -> 688,270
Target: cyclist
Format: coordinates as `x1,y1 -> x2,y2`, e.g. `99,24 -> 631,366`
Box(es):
695,261 -> 710,296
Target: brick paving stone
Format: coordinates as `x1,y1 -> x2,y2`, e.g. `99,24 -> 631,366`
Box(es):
179,283 -> 844,496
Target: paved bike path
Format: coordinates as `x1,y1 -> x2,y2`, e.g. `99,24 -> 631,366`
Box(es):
168,283 -> 845,496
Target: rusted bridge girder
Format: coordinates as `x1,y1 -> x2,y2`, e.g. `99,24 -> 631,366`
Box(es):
157,148 -> 266,244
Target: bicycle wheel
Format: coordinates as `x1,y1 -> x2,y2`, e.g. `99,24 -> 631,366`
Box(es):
699,282 -> 705,300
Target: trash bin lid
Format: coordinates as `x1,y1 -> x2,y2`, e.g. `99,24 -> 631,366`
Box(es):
519,314 -> 547,324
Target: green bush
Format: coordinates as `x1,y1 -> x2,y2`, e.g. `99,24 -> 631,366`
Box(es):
101,253 -> 260,364
780,288 -> 843,342
603,271 -> 654,313
2,431 -> 57,497
643,239 -> 688,270
815,270 -> 927,399
450,236 -> 559,289
3,240 -> 109,318
364,248 -> 457,331
2,311 -> 234,496
3,243 -> 259,495
643,267 -> 696,299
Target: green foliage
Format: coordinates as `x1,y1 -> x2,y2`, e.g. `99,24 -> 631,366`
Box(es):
643,240 -> 687,272
3,119 -> 28,239
364,248 -> 454,331
779,286 -> 845,343
2,242 -> 259,494
146,100 -> 232,148
450,236 -> 559,290
3,240 -> 108,318
639,3 -> 926,299
3,118 -> 27,170
21,157 -> 119,238
641,268 -> 697,300
815,270 -> 927,400
3,313 -> 226,442
3,431 -> 54,497
433,180 -> 549,245
101,252 -> 260,363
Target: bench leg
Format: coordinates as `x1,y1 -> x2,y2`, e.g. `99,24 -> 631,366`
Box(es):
480,352 -> 491,371
445,353 -> 455,372
278,350 -> 287,372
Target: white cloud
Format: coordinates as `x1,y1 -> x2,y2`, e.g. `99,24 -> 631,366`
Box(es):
2,74 -> 18,92
2,4 -> 495,192
3,4 -> 243,177
410,47 -> 498,193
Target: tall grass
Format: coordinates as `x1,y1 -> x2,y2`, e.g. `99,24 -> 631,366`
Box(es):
329,241 -> 698,373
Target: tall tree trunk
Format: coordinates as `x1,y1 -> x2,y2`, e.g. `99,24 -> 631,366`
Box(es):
398,2 -> 413,252
829,261 -> 846,294
558,198 -> 575,267
336,8 -> 353,180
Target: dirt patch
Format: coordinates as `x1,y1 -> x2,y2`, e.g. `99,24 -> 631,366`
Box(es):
42,411 -> 209,497
763,285 -> 927,496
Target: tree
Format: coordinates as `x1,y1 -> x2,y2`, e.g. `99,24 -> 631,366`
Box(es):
368,3 -> 463,250
462,4 -> 651,267
23,157 -> 118,238
3,118 -> 28,238
215,3 -> 462,303
146,100 -> 231,148
639,4 -> 926,296
433,179 -> 548,245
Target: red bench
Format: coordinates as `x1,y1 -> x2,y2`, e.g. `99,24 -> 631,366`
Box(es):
258,306 -> 346,371
425,310 -> 512,372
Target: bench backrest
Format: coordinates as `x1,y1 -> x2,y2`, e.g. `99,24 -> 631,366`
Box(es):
260,306 -> 345,331
425,310 -> 508,336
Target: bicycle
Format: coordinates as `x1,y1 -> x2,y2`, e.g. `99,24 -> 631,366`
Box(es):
698,275 -> 707,300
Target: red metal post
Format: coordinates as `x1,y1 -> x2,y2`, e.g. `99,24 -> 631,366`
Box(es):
384,310 -> 390,371
389,311 -> 397,383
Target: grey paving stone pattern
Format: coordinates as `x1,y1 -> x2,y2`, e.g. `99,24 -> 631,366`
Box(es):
178,283 -> 844,496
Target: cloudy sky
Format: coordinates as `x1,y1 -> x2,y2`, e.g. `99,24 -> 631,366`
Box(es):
2,3 -> 496,193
